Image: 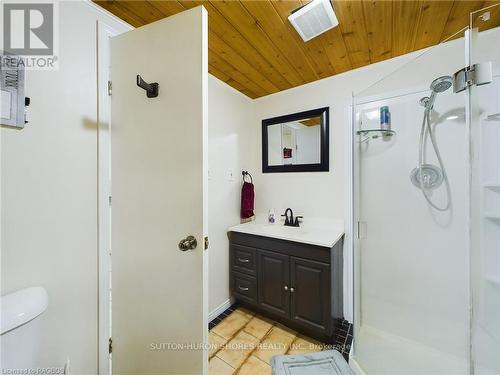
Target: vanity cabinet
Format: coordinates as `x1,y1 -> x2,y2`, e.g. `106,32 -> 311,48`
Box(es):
229,231 -> 343,343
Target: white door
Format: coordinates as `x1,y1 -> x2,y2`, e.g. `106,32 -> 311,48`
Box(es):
110,7 -> 208,375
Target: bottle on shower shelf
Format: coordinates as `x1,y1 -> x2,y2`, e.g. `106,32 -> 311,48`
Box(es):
380,106 -> 391,131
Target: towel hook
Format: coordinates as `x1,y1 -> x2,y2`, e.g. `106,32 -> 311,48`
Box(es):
242,171 -> 253,184
136,74 -> 159,98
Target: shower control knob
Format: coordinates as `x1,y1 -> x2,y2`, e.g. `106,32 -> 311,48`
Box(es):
178,235 -> 197,251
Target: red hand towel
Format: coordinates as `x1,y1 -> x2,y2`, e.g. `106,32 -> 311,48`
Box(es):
241,181 -> 255,219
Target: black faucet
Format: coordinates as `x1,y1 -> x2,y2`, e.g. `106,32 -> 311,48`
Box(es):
281,208 -> 303,227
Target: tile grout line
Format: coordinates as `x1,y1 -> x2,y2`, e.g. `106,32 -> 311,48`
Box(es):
232,312 -> 276,374
215,356 -> 237,372
285,335 -> 300,355
210,310 -> 245,361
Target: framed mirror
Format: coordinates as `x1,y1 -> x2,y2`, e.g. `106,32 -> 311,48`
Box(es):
262,107 -> 329,173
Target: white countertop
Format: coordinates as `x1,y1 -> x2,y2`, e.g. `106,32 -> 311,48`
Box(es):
228,218 -> 344,248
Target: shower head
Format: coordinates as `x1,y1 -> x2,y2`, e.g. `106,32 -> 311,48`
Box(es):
430,76 -> 453,93
420,75 -> 453,110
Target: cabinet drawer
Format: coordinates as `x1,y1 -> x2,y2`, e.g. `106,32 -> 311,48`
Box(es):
231,245 -> 256,276
231,272 -> 257,305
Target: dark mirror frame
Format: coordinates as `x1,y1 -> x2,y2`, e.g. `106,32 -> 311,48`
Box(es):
262,107 -> 329,173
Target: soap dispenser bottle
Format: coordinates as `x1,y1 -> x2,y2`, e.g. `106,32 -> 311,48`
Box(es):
268,208 -> 276,224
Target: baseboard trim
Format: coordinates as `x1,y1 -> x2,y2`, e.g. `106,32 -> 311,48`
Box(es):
209,298 -> 233,322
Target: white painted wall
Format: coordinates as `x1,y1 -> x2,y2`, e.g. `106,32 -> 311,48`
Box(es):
0,2 -> 130,374
207,75 -> 254,313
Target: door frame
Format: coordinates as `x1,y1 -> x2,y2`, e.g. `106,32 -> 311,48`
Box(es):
96,19 -> 130,375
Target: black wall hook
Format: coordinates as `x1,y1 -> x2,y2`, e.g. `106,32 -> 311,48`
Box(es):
136,75 -> 159,98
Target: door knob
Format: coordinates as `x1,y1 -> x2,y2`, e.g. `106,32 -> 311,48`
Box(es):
178,235 -> 197,251
290,287 -> 295,293
284,285 -> 288,291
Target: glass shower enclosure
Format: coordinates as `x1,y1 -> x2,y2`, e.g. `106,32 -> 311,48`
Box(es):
351,5 -> 500,374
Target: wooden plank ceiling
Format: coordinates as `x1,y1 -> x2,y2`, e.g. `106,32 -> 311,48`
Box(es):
95,0 -> 500,99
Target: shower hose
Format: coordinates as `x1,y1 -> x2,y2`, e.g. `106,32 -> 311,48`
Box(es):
418,109 -> 451,211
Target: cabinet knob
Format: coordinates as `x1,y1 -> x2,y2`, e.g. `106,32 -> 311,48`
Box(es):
284,285 -> 288,291
290,287 -> 295,293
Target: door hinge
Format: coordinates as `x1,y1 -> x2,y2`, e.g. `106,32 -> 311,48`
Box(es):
357,221 -> 367,239
108,195 -> 112,206
204,236 -> 209,250
108,337 -> 112,354
453,62 -> 492,93
107,80 -> 112,96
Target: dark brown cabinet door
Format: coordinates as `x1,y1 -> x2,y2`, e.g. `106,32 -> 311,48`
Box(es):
290,257 -> 331,333
257,249 -> 290,318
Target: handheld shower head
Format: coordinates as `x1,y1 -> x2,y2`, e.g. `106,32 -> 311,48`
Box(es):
420,76 -> 453,110
430,76 -> 453,93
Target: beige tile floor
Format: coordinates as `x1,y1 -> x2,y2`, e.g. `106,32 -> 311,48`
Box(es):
209,308 -> 324,374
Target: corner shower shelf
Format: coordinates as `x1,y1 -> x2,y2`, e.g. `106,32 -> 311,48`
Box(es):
356,129 -> 396,142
